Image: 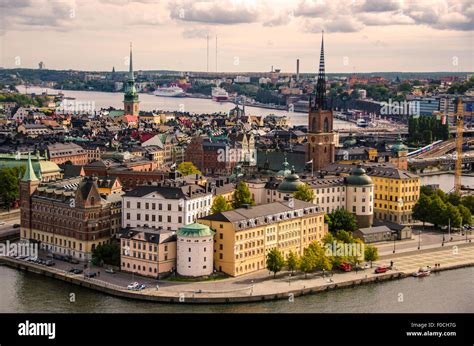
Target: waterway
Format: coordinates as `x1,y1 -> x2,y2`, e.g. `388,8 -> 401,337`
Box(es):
0,265 -> 472,312
420,173 -> 474,193
16,86 -> 356,128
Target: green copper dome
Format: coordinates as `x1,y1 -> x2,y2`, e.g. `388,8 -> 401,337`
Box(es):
177,223 -> 215,237
343,132 -> 357,148
345,166 -> 373,186
277,167 -> 304,193
276,156 -> 292,177
391,133 -> 408,154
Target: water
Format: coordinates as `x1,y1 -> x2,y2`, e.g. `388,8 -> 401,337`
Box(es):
16,86 -> 356,128
420,173 -> 474,193
0,265 -> 472,313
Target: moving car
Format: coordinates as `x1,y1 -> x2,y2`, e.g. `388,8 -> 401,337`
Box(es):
337,263 -> 353,272
105,268 -> 116,274
374,266 -> 389,274
85,272 -> 97,278
127,282 -> 139,290
44,260 -> 55,267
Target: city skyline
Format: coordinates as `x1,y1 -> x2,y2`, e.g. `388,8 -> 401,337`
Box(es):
0,0 -> 473,73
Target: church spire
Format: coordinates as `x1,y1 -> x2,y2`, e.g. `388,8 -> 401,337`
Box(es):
129,42 -> 134,81
22,153 -> 39,182
314,30 -> 327,111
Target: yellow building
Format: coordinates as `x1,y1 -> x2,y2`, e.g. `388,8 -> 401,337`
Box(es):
326,163 -> 420,224
198,200 -> 326,277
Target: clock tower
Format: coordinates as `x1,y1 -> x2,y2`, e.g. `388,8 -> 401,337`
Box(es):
307,31 -> 335,172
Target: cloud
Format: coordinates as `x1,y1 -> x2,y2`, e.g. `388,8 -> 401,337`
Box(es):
357,0 -> 402,13
182,27 -> 212,39
263,10 -> 293,27
168,0 -> 260,25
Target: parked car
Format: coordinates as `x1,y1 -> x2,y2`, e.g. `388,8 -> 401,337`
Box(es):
337,263 -> 353,272
463,225 -> 472,230
127,282 -> 139,290
375,266 -> 389,274
137,284 -> 146,291
27,256 -> 38,262
12,224 -> 20,228
44,260 -> 55,267
85,272 -> 97,278
105,268 -> 116,274
68,268 -> 83,274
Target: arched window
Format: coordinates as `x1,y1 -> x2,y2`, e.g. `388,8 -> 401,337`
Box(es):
324,117 -> 329,132
311,117 -> 317,132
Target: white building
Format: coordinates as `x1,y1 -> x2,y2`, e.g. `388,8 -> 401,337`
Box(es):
176,223 -> 215,277
122,182 -> 213,231
246,165 -> 374,228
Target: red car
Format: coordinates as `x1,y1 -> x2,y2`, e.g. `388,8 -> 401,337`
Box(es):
374,266 -> 388,274
337,263 -> 353,272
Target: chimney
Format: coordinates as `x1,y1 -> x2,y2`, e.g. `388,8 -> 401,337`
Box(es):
188,185 -> 192,197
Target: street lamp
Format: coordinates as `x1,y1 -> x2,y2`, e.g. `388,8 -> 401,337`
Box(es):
392,233 -> 397,254
418,229 -> 422,250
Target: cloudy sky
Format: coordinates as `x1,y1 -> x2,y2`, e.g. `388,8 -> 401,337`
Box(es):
0,0 -> 473,73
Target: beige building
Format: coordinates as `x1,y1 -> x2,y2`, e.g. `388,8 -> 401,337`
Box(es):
198,200 -> 326,277
120,228 -> 177,278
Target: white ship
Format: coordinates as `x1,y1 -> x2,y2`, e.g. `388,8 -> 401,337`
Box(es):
154,85 -> 185,97
212,87 -> 229,102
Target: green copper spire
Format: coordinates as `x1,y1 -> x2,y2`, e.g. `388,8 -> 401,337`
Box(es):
129,42 -> 134,81
22,153 -> 39,182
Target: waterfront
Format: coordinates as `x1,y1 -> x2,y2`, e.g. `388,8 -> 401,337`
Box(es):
0,264 -> 472,313
420,173 -> 474,192
17,86 -> 356,128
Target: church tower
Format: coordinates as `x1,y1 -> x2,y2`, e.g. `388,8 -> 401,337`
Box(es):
123,43 -> 139,116
20,153 -> 40,241
307,31 -> 335,171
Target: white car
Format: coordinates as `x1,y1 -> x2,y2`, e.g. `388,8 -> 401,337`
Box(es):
127,282 -> 139,290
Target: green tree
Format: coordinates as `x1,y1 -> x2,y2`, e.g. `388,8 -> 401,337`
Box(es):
412,194 -> 431,229
293,183 -> 315,202
364,245 -> 379,268
177,162 -> 201,176
328,209 -> 357,233
429,195 -> 447,226
458,204 -> 472,226
210,195 -> 232,214
461,195 -> 474,214
91,242 -> 120,267
444,202 -> 462,229
0,167 -> 22,211
286,251 -> 300,273
335,230 -> 355,243
266,248 -> 285,278
299,249 -> 317,279
232,181 -> 255,209
447,193 -> 462,206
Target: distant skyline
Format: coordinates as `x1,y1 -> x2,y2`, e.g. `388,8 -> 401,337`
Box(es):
0,0 -> 473,73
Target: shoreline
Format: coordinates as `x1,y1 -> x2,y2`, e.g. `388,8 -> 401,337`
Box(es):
1,243 -> 473,304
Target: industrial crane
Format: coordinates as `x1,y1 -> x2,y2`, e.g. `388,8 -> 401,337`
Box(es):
454,97 -> 463,193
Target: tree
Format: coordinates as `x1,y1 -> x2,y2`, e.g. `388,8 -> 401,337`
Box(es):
429,195 -> 447,226
91,242 -> 120,267
177,162 -> 201,176
299,249 -> 316,279
458,204 -> 472,226
286,251 -> 300,273
211,195 -> 232,214
335,230 -> 355,243
266,248 -> 285,278
364,245 -> 379,268
328,209 -> 357,233
0,167 -> 22,211
412,194 -> 431,228
293,183 -> 315,203
447,193 -> 462,206
444,202 -> 462,229
461,195 -> 474,214
232,181 -> 255,209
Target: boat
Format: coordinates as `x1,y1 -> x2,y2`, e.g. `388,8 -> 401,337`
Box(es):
412,267 -> 431,277
154,85 -> 185,97
212,87 -> 229,102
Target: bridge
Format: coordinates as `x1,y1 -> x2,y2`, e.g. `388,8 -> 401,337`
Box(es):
409,152 -> 474,169
410,138 -> 474,159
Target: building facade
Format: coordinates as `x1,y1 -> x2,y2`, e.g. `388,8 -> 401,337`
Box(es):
198,200 -> 326,277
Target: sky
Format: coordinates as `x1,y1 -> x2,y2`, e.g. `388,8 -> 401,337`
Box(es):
0,0 -> 473,73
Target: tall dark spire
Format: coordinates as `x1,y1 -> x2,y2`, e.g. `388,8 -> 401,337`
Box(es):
314,30 -> 327,111
129,42 -> 134,81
